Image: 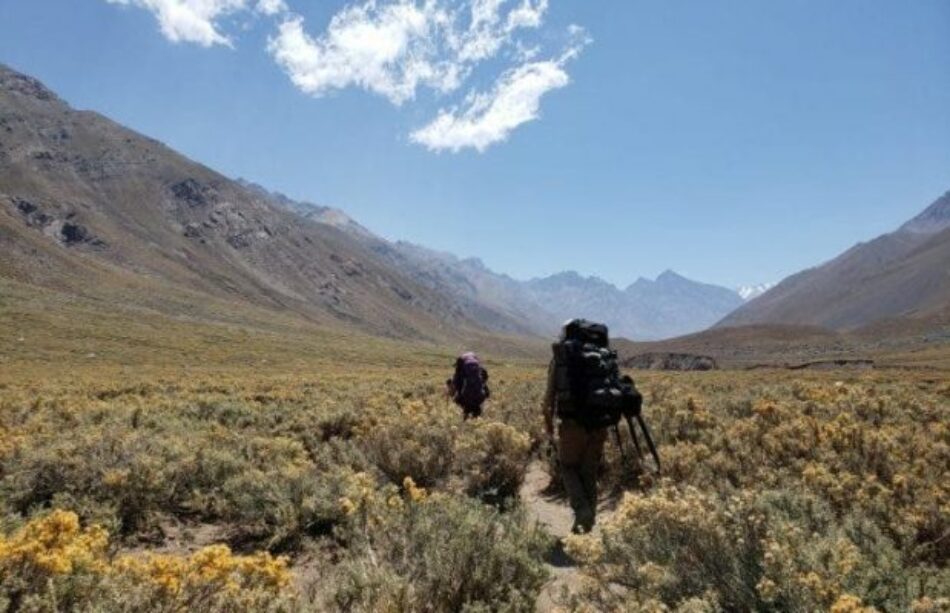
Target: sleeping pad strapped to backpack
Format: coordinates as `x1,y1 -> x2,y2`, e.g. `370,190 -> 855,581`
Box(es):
553,320 -> 641,429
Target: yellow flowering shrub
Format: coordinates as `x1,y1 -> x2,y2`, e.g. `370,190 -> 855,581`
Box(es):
115,544 -> 291,610
323,471 -> 549,612
565,485 -> 762,610
911,596 -> 950,613
570,371 -> 950,611
455,419 -> 532,503
0,510 -> 291,611
0,509 -> 107,579
359,396 -> 458,487
830,593 -> 877,613
1,361 -> 947,610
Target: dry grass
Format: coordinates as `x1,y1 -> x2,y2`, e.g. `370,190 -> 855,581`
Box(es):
1,337 -> 948,611
569,370 -> 950,611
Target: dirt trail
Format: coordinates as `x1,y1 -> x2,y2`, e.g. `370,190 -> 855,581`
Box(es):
520,461 -> 579,612
520,461 -> 617,612
520,461 -> 575,537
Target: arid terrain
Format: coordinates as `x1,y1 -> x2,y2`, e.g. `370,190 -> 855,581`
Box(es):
1,330 -> 948,611
2,62 -> 949,612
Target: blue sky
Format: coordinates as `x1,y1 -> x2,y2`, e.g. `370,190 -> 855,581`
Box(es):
1,0 -> 948,289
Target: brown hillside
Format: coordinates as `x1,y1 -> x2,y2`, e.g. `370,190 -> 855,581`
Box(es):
717,192 -> 950,331
0,64 -> 532,345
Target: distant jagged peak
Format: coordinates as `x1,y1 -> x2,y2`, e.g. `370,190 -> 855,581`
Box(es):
236,178 -> 322,212
624,269 -> 710,292
0,63 -> 61,103
899,190 -> 950,235
459,256 -> 488,271
393,240 -> 461,263
546,270 -> 587,282
530,270 -> 618,291
656,269 -> 690,284
237,177 -> 374,239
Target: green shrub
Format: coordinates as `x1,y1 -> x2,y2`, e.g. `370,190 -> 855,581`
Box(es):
455,420 -> 532,504
323,476 -> 549,612
567,485 -> 941,611
360,399 -> 458,488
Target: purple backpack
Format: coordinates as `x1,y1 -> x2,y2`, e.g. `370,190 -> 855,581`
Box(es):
456,352 -> 488,407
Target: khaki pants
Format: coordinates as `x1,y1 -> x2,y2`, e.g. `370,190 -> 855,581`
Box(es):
558,420 -> 607,533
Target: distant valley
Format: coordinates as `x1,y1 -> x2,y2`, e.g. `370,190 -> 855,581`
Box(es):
1,63 -> 948,357
245,181 -> 756,340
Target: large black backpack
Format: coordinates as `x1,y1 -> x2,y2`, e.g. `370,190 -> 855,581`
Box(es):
552,320 -> 635,428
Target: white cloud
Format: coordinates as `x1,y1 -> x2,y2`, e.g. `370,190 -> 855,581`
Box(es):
268,2 -> 458,105
450,0 -> 547,62
505,0 -> 547,31
106,0 -> 250,47
255,0 -> 286,16
266,0 -> 553,105
410,30 -> 587,152
104,0 -> 586,152
410,59 -> 566,152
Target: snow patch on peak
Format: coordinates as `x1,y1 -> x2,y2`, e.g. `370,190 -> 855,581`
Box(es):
738,282 -> 775,301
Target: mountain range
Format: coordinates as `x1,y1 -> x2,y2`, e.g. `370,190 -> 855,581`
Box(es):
1,63 -> 947,352
240,179 -> 749,340
0,63 -> 743,345
0,64 -> 483,345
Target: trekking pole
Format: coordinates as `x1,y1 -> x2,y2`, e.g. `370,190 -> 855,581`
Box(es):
637,412 -> 661,472
624,414 -> 644,462
625,413 -> 660,473
612,424 -> 629,467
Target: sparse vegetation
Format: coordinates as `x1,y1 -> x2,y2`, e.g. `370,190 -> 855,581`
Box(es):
1,356 -> 948,611
2,35 -> 948,613
567,371 -> 950,611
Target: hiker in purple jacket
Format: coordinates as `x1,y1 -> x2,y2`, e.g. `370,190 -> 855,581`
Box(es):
450,351 -> 490,419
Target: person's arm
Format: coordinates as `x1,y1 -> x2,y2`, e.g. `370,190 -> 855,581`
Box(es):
542,359 -> 556,438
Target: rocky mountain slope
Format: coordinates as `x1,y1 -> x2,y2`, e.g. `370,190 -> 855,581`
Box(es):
241,182 -> 548,336
718,192 -> 950,330
0,64 -> 525,343
0,63 -> 751,345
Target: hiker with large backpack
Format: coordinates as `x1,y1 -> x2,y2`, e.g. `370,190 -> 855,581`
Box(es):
543,319 -> 655,533
450,351 -> 490,419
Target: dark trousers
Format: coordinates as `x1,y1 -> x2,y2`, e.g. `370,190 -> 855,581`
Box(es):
558,420 -> 607,533
461,403 -> 483,419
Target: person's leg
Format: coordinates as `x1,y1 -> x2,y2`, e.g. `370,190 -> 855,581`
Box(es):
577,427 -> 607,531
559,422 -> 595,533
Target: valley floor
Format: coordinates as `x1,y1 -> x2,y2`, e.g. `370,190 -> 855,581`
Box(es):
1,351 -> 947,611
